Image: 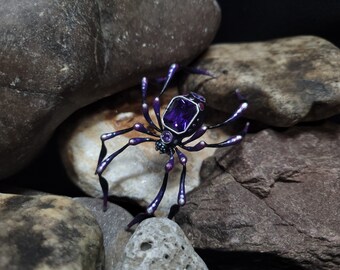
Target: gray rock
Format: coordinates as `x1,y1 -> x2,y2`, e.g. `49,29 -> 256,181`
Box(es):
0,0 -> 221,179
181,36 -> 340,127
0,194 -> 104,269
176,123 -> 340,270
120,217 -> 208,270
74,197 -> 133,270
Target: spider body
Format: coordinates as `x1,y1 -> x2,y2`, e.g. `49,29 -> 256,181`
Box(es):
96,64 -> 249,228
155,92 -> 206,154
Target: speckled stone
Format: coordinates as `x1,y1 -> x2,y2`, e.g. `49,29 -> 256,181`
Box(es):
181,36 -> 340,127
0,0 -> 221,179
0,194 -> 104,270
120,218 -> 208,270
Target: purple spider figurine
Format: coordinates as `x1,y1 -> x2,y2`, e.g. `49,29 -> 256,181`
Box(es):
96,64 -> 249,228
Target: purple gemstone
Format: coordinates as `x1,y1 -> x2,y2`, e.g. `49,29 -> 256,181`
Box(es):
163,97 -> 198,133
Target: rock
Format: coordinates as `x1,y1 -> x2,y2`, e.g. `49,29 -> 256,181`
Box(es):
0,0 -> 221,179
176,123 -> 340,270
0,194 -> 104,269
181,36 -> 340,127
120,217 -> 208,270
59,87 -> 226,215
74,197 -> 133,270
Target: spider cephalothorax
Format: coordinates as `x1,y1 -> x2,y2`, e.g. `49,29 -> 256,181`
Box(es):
96,64 -> 249,228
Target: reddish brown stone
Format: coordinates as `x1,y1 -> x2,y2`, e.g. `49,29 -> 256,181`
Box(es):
176,123 -> 340,270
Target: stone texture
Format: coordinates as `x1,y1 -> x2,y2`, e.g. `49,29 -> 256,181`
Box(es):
181,36 -> 340,127
59,87 -> 226,215
0,194 -> 104,270
74,197 -> 133,270
176,123 -> 340,270
0,0 -> 221,179
120,217 -> 208,270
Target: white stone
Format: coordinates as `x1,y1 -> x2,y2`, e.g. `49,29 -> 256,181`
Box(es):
120,218 -> 208,270
59,88 -> 226,215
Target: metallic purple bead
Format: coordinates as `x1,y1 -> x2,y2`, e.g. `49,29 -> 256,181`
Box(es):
163,97 -> 198,134
160,130 -> 173,144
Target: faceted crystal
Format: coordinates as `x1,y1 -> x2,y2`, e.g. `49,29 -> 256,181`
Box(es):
163,97 -> 198,133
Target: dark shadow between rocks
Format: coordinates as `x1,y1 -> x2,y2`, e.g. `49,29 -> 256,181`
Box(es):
0,135 -> 84,198
195,249 -> 307,270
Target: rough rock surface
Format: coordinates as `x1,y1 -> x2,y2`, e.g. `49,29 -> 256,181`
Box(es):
181,36 -> 340,127
120,217 -> 208,270
176,123 -> 340,270
74,197 -> 133,270
0,194 -> 104,270
59,87 -> 226,214
0,0 -> 221,179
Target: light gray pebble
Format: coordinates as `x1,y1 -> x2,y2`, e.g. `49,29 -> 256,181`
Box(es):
120,217 -> 208,270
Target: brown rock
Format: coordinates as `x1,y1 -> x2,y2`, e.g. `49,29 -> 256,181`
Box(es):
181,36 -> 340,127
176,123 -> 340,270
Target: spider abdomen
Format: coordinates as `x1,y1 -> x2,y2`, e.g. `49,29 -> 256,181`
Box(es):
162,92 -> 206,139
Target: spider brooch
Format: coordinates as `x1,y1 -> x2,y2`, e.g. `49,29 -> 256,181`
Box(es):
96,64 -> 249,228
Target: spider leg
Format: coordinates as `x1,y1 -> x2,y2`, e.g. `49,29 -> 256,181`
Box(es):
207,89 -> 248,130
96,135 -> 158,211
141,77 -> 162,132
181,125 -> 208,145
180,89 -> 248,148
96,123 -> 158,172
155,64 -> 214,84
126,149 -> 175,229
143,65 -> 178,132
168,147 -> 187,219
181,66 -> 216,78
181,122 -> 250,151
158,63 -> 215,97
152,96 -> 163,131
154,63 -> 216,131
158,63 -> 180,97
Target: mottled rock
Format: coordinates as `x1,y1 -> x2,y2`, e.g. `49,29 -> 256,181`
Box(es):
74,197 -> 133,270
176,123 -> 340,270
120,217 -> 208,270
59,87 -> 226,214
181,36 -> 340,127
0,194 -> 104,270
0,0 -> 221,179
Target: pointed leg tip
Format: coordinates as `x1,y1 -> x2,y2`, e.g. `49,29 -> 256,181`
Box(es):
168,204 -> 180,219
205,71 -> 216,78
235,88 -> 245,99
126,212 -> 153,230
245,121 -> 250,131
241,122 -> 250,136
102,199 -> 108,212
